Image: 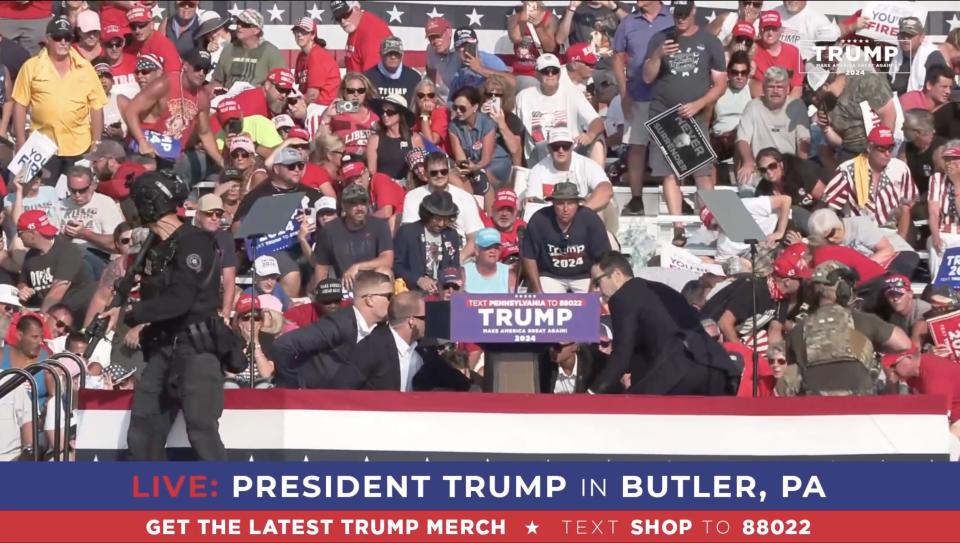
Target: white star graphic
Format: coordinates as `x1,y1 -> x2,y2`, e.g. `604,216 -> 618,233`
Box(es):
386,4 -> 404,23
303,455 -> 310,461
948,14 -> 960,32
248,454 -> 255,461
426,7 -> 444,19
307,3 -> 324,21
466,7 -> 484,27
267,3 -> 285,22
705,10 -> 716,23
525,522 -> 539,534
228,2 -> 243,17
150,4 -> 165,19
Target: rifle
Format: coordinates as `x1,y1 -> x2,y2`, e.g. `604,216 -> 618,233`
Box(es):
84,232 -> 156,359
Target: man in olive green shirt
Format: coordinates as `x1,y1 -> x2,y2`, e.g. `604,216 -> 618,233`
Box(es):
212,9 -> 285,87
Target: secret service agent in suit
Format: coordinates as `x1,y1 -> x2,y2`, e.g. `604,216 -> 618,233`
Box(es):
330,291 -> 427,391
588,252 -> 740,395
393,191 -> 461,293
271,271 -> 394,388
537,342 -> 613,394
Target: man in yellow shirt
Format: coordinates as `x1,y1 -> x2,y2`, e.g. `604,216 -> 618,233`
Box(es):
12,18 -> 108,186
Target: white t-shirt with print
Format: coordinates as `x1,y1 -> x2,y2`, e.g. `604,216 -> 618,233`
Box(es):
775,4 -> 838,60
58,193 -> 124,249
526,153 -> 611,201
514,85 -> 600,163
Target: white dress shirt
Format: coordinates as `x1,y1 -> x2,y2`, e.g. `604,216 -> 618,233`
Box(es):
553,356 -> 579,394
353,307 -> 374,343
390,327 -> 423,392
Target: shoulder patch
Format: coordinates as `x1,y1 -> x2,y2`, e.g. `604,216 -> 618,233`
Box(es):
186,253 -> 202,272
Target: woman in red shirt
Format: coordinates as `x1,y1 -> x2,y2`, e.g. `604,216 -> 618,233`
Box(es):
411,79 -> 450,153
291,17 -> 340,106
318,73 -> 380,157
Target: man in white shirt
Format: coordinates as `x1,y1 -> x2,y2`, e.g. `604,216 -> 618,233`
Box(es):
526,128 -> 616,232
402,153 -> 483,261
515,53 -> 605,167
0,376 -> 33,461
774,0 -> 841,61
59,166 -> 124,278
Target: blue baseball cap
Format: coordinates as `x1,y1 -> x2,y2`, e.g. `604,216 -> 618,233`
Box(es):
476,227 -> 502,248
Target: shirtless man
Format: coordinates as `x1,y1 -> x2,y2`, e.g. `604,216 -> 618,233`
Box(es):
123,47 -> 224,167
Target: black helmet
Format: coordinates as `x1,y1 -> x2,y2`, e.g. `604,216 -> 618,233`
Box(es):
129,170 -> 189,223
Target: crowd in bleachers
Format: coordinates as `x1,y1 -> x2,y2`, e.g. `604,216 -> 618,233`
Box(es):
2,0 -> 960,460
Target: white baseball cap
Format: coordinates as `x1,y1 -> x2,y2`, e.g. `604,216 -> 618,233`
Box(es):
316,196 -> 338,212
547,128 -> 573,144
254,255 -> 281,277
535,53 -> 561,71
0,284 -> 21,308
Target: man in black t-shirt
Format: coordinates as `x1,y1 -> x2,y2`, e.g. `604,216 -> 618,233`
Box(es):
754,148 -> 829,234
521,182 -> 610,293
232,147 -> 323,297
16,210 -> 95,322
312,184 -> 394,293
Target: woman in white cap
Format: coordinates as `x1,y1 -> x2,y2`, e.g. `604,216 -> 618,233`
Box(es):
226,134 -> 268,195
74,10 -> 102,62
367,94 -> 424,183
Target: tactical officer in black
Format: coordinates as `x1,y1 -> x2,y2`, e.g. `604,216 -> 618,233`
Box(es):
120,171 -> 227,460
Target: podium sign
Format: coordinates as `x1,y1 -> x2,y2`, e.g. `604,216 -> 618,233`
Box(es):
449,293 -> 601,344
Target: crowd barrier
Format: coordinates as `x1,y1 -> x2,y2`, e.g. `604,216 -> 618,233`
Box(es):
76,390 -> 952,461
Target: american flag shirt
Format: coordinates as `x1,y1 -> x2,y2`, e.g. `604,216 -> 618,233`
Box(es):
927,172 -> 960,230
823,157 -> 917,228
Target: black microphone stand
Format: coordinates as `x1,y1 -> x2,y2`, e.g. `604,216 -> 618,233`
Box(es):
747,239 -> 760,398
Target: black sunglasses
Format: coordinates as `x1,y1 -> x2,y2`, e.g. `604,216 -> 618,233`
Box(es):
417,92 -> 436,99
539,67 -> 560,76
729,68 -> 749,76
485,91 -> 503,98
201,209 -> 225,218
282,162 -> 306,171
382,108 -> 400,117
452,105 -> 469,113
757,162 -> 780,174
429,168 -> 449,177
118,236 -> 133,245
129,22 -> 150,31
104,39 -> 124,48
230,150 -> 251,159
239,312 -> 263,322
344,87 -> 366,95
68,185 -> 92,195
237,21 -> 258,29
549,142 -> 572,152
191,64 -> 211,75
136,68 -> 157,76
49,35 -> 72,43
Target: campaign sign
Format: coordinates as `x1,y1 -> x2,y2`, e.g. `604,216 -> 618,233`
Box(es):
859,1 -> 929,45
127,130 -> 182,161
6,131 -> 57,179
933,246 -> 960,286
926,309 -> 960,362
644,105 -> 716,180
449,293 -> 600,343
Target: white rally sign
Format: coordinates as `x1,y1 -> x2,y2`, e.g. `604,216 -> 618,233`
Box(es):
7,131 -> 57,180
859,1 -> 929,45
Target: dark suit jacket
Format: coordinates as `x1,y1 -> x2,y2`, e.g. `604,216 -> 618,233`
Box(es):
332,323 -> 403,390
591,278 -> 712,394
537,345 -> 611,394
393,221 -> 460,289
272,306 -> 359,388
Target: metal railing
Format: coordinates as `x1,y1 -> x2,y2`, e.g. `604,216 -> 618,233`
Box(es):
0,368 -> 41,461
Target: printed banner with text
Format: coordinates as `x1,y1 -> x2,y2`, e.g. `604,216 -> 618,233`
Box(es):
1,463 -> 959,542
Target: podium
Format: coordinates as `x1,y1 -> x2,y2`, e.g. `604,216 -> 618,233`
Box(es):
425,293 -> 602,393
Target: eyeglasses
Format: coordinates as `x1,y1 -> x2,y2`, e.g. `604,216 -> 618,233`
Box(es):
382,108 -> 399,117
417,92 -> 436,99
344,87 -> 366,95
443,284 -> 460,291
770,357 -> 788,366
757,162 -> 780,175
118,236 -> 132,245
549,142 -> 572,152
591,270 -> 612,288
539,67 -> 560,76
230,150 -> 251,159
735,37 -> 754,46
201,209 -> 225,218
68,185 -> 92,195
136,68 -> 157,76
452,105 -> 469,114
282,162 -> 306,171
239,312 -> 263,322
364,292 -> 394,301
428,168 -> 449,177
873,145 -> 895,154
742,1 -> 763,7
129,22 -> 150,31
0,304 -> 20,314
54,319 -> 72,331
728,68 -> 749,77
334,10 -> 353,23
485,91 -> 504,98
191,64 -> 211,75
49,35 -> 72,43
286,96 -> 300,106
599,340 -> 611,348
237,21 -> 258,29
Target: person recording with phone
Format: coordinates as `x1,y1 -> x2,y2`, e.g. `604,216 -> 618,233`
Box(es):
446,27 -> 518,99
480,75 -> 525,171
449,87 -> 513,198
412,79 -> 451,153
